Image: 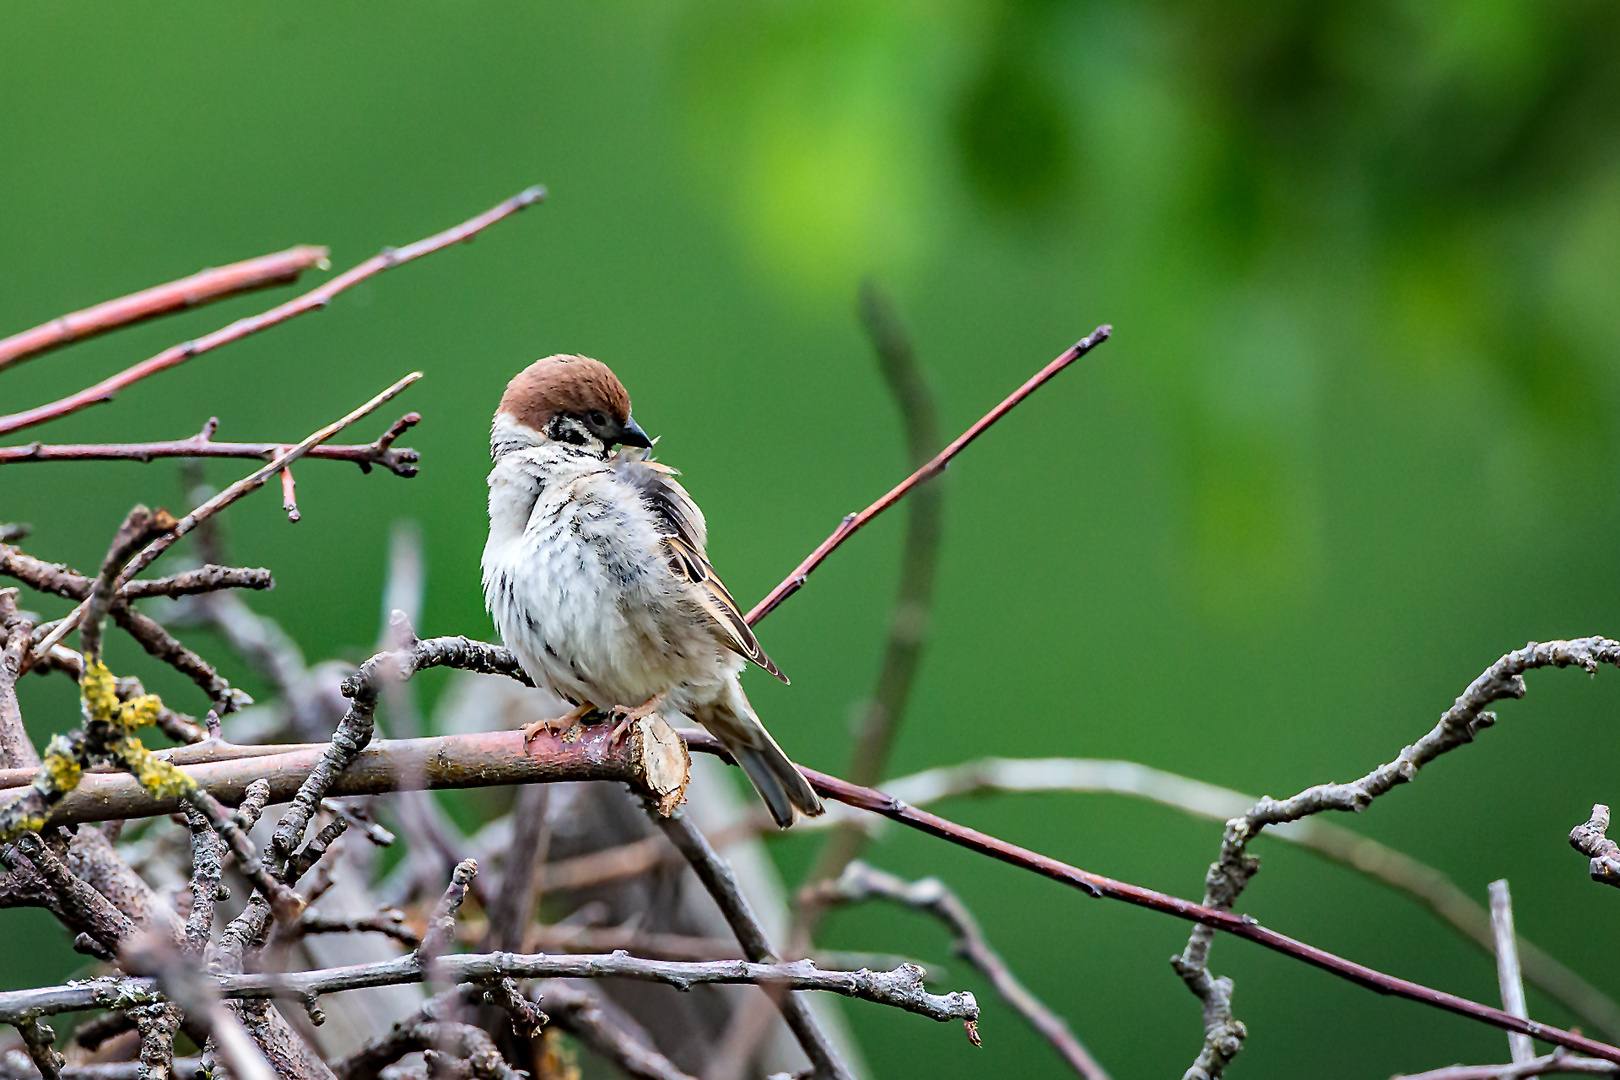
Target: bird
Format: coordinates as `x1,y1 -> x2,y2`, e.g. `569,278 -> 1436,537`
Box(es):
481,354 -> 825,827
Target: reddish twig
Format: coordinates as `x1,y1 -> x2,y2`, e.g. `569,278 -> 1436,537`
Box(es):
745,323 -> 1111,625
278,451 -> 300,524
0,245 -> 328,371
0,412 -> 423,476
0,187 -> 544,437
679,729 -> 1620,1064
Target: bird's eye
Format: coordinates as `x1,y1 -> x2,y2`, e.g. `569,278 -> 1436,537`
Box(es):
588,410 -> 607,427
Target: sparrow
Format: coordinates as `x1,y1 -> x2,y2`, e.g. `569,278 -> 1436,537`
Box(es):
481,354 -> 825,827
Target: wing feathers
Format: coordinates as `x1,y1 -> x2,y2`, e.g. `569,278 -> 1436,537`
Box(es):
615,456 -> 789,684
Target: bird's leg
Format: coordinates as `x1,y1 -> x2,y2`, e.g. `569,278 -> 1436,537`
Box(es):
606,692 -> 666,744
522,701 -> 596,744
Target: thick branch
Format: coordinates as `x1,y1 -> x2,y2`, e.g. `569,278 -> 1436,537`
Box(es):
0,245 -> 328,371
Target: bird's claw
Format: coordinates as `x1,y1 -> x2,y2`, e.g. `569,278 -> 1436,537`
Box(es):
522,703 -> 596,745
605,694 -> 666,746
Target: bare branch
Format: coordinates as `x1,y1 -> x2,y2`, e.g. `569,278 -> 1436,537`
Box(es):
296,907 -> 420,948
0,1060 -> 205,1080
862,755 -> 1620,1042
679,727 -> 1620,1065
80,506 -> 177,666
0,415 -> 424,479
745,323 -> 1111,625
798,280 -> 946,937
0,544 -> 271,603
1571,805 -> 1620,888
0,726 -> 688,828
111,606 -> 252,714
15,1018 -> 62,1080
31,371 -> 423,658
0,245 -> 328,370
809,861 -> 1104,1078
419,858 -> 478,960
5,832 -> 137,958
0,953 -> 978,1027
1171,637 -> 1620,1079
0,593 -> 39,769
1394,1051 -> 1620,1078
654,810 -> 862,1079
0,188 -> 542,437
1490,880 -> 1536,1065
532,980 -> 696,1080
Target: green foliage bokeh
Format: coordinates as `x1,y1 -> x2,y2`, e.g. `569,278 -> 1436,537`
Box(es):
4,2 -> 1620,1075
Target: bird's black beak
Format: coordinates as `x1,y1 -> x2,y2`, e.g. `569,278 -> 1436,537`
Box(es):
618,416 -> 654,448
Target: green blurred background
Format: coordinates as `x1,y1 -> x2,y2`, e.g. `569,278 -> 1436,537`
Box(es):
5,1 -> 1620,1075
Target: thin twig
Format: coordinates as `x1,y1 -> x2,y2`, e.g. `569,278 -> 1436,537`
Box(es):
30,372 -> 423,658
1394,1051 -> 1620,1078
0,1060 -> 206,1080
1173,637 -> 1620,1079
858,755 -> 1620,1041
0,414 -> 423,476
1490,880 -> 1536,1065
797,279 -> 945,929
1570,805 -> 1620,888
419,859 -> 478,960
0,187 -> 542,436
0,245 -> 328,371
678,728 -> 1620,1064
0,546 -> 272,603
295,908 -> 419,948
0,955 -> 979,1025
530,980 -> 696,1080
808,861 -> 1104,1078
745,323 -> 1110,625
653,810 -> 861,1079
15,1018 -> 62,1080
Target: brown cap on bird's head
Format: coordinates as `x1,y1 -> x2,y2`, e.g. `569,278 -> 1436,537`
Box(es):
496,354 -> 651,449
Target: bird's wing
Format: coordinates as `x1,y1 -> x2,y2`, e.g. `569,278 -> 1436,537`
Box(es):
614,456 -> 788,684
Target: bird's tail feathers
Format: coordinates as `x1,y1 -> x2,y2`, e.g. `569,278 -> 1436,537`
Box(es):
694,687 -> 824,828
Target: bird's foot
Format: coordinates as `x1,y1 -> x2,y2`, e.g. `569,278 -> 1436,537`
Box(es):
522,702 -> 596,745
606,693 -> 666,744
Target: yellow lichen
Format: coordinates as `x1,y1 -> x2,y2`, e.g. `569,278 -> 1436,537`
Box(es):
37,735 -> 83,795
108,734 -> 196,800
80,661 -> 121,724
114,693 -> 162,732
